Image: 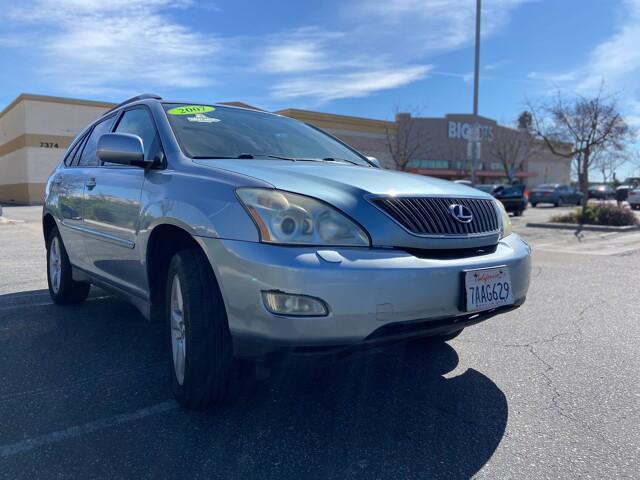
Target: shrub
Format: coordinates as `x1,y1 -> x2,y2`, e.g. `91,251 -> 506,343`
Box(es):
551,204 -> 639,226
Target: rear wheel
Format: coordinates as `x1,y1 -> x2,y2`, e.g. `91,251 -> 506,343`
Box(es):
166,249 -> 233,409
46,227 -> 90,304
531,203 -> 537,208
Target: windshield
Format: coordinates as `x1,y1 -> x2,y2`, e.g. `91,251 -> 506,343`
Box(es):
163,104 -> 370,166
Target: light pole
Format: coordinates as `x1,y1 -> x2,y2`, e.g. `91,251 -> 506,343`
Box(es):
470,0 -> 482,185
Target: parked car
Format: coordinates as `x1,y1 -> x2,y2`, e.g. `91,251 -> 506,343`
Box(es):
473,184 -> 499,194
43,94 -> 531,409
588,184 -> 615,200
628,188 -> 640,210
492,184 -> 528,216
529,184 -> 582,207
615,185 -> 632,203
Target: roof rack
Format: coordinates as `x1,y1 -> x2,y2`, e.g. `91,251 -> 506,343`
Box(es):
103,93 -> 162,115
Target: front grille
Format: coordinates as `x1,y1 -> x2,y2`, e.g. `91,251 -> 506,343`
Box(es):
372,197 -> 499,236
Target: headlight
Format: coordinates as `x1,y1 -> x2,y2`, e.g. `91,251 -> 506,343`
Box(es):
495,200 -> 512,238
237,188 -> 370,246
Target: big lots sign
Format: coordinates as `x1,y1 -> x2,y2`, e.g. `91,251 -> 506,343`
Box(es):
448,121 -> 494,141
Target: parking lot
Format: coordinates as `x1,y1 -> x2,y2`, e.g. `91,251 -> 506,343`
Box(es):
0,205 -> 639,479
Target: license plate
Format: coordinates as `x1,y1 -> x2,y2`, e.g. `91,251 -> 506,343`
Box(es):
464,266 -> 514,312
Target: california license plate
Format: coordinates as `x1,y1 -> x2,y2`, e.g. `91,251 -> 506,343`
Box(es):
464,266 -> 514,312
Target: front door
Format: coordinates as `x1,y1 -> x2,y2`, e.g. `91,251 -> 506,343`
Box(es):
82,107 -> 163,298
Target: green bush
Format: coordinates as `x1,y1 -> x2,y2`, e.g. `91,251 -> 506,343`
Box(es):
551,204 -> 639,226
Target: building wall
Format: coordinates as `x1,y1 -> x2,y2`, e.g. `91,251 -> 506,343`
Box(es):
527,146 -> 571,185
0,94 -> 113,204
0,94 -> 573,204
399,113 -> 571,186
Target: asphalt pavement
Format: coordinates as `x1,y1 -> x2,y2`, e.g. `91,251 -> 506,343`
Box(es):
0,205 -> 638,479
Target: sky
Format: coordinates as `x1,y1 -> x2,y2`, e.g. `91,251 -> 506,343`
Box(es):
1,0 -> 639,178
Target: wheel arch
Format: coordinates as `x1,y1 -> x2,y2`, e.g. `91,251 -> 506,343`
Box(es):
145,223 -> 215,319
42,213 -> 57,244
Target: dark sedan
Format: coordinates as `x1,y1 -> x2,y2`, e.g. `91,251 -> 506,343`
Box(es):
474,184 -> 527,216
588,184 -> 615,200
529,184 -> 582,207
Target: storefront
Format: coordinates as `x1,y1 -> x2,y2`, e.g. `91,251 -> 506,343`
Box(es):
0,94 -> 571,204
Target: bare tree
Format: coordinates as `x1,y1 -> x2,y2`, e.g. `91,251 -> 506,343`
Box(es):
385,107 -> 429,171
529,85 -> 634,211
488,127 -> 534,183
591,150 -> 629,184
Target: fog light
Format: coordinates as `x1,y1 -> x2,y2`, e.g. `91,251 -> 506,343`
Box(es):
262,291 -> 328,317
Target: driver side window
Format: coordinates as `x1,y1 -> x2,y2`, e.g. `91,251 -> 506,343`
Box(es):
104,108 -> 162,166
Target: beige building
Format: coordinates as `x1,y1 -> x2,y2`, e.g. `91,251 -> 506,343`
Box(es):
0,94 -> 114,204
0,94 -> 571,205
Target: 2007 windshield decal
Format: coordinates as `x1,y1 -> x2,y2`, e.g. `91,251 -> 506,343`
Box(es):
167,105 -> 215,115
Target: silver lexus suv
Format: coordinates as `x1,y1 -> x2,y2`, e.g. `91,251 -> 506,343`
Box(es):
43,94 -> 531,409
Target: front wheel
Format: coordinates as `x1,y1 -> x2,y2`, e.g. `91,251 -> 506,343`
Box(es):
166,249 -> 233,409
46,227 -> 90,304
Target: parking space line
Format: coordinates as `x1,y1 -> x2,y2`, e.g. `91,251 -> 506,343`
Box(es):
0,363 -> 166,403
0,400 -> 178,458
0,295 -> 111,312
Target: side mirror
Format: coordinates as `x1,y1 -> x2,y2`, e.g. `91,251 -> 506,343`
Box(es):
97,133 -> 149,167
366,156 -> 382,168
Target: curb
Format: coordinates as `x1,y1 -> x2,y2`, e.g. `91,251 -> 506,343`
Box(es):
526,222 -> 640,232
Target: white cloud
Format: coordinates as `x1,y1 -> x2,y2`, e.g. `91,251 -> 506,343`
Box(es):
271,65 -> 432,101
262,0 -> 528,102
4,0 -> 219,94
525,0 -> 640,124
576,0 -> 640,92
527,71 -> 579,84
1,0 -> 527,103
346,0 -> 533,53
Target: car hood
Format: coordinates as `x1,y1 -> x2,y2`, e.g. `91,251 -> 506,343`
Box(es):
194,159 -> 489,198
194,159 -> 498,249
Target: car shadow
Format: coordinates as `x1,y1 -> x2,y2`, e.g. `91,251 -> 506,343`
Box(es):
201,342 -> 508,478
0,290 -> 508,479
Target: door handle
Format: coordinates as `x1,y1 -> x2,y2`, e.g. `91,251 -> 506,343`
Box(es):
85,177 -> 97,190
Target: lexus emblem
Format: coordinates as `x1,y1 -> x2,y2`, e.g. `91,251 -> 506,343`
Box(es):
449,204 -> 473,223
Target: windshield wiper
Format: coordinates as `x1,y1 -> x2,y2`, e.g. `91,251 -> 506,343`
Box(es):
237,153 -> 297,161
320,157 -> 360,166
190,154 -> 297,161
191,154 -> 360,164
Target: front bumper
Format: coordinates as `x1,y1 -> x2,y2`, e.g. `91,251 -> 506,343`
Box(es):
197,234 -> 531,356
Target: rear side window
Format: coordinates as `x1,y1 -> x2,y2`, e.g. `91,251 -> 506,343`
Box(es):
64,135 -> 85,166
500,185 -> 525,196
112,108 -> 161,163
77,115 -> 116,167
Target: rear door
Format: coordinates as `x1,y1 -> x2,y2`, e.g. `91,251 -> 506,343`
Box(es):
82,106 -> 163,297
55,116 -> 116,268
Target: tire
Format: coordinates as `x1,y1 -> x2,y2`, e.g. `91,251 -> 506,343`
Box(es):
46,226 -> 91,305
166,248 -> 233,409
531,203 -> 537,208
553,200 -> 560,207
514,210 -> 523,217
